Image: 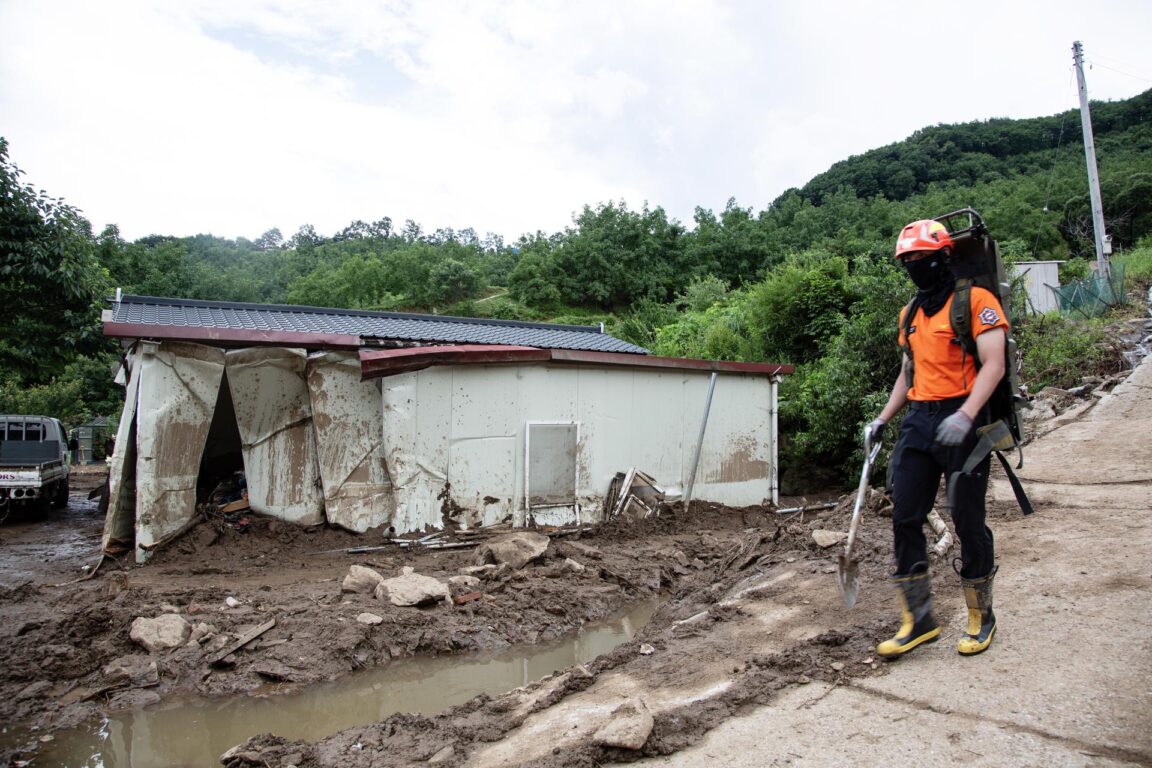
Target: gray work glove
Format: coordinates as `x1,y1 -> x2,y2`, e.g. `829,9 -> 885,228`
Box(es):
864,418 -> 887,445
935,411 -> 973,446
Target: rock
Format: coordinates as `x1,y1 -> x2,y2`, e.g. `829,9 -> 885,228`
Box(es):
252,660 -> 296,681
357,612 -> 384,625
1024,400 -> 1057,422
831,661 -> 845,671
103,655 -> 160,687
428,745 -> 455,764
201,633 -> 232,655
563,557 -> 585,574
189,622 -> 218,646
562,540 -> 603,560
224,596 -> 242,609
638,643 -> 655,655
374,571 -> 451,607
474,531 -> 550,570
342,564 -> 386,594
572,664 -> 594,679
447,575 -> 481,596
130,614 -> 191,653
107,689 -> 161,710
812,529 -> 847,548
592,699 -> 654,750
220,745 -> 264,765
459,564 -> 499,579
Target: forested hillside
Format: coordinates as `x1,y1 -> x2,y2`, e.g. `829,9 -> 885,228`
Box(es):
3,89 -> 1151,489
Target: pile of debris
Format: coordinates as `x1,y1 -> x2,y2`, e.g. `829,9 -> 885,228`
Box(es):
604,468 -> 666,519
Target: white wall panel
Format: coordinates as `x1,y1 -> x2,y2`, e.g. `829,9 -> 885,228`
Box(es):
226,348 -> 324,526
306,352 -> 394,532
133,342 -> 224,560
379,363 -> 777,532
382,371 -> 452,533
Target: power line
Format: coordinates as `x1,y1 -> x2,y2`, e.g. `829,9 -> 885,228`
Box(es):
1084,59 -> 1152,85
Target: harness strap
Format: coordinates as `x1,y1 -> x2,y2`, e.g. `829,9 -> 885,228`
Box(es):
947,419 -> 1033,515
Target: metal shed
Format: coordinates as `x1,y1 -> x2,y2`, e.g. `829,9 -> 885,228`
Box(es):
1013,260 -> 1065,314
102,295 -> 791,562
69,416 -> 112,464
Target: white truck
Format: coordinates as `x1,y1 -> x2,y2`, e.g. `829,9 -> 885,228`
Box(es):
0,415 -> 71,514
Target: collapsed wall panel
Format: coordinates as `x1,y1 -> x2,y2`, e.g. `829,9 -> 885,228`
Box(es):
102,348 -> 141,555
306,352 -> 394,532
133,342 -> 225,559
225,348 -> 324,526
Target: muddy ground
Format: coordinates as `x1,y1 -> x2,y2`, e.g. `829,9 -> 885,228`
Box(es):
0,310 -> 1146,768
0,463 -> 1050,768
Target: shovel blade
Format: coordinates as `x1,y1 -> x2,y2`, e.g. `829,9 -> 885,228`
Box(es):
836,555 -> 859,608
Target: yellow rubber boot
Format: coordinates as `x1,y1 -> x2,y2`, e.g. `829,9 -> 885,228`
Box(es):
877,562 -> 940,659
957,565 -> 998,655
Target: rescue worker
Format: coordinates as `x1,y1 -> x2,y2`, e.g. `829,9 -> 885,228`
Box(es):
865,219 -> 1008,659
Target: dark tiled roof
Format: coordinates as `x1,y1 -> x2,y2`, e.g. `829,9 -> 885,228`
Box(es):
107,295 -> 649,355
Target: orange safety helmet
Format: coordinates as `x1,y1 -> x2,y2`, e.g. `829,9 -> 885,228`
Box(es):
894,219 -> 953,259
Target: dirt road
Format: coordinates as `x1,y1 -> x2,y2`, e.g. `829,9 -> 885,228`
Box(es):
608,341 -> 1152,768
1,321 -> 1149,767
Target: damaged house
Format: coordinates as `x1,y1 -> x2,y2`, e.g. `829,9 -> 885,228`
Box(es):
101,294 -> 792,562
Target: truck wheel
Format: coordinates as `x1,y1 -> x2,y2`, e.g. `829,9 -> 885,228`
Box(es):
52,479 -> 70,509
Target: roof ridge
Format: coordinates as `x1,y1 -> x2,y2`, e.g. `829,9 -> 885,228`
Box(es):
114,294 -> 605,334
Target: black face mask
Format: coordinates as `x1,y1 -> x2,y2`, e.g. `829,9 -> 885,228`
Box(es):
904,252 -> 954,316
904,253 -> 950,290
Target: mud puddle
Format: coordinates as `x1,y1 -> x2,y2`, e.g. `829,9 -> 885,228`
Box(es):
7,600 -> 659,767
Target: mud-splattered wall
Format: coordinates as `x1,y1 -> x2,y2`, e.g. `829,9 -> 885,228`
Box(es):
380,364 -> 779,532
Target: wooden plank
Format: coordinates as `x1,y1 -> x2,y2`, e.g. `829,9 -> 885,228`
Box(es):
208,617 -> 277,667
219,498 -> 250,514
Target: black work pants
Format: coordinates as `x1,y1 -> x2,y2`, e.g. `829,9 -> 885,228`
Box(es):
889,399 -> 995,579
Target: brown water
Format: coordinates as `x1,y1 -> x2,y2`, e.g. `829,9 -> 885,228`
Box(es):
8,600 -> 657,767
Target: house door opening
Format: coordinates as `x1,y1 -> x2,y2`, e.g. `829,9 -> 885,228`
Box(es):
197,372 -> 246,506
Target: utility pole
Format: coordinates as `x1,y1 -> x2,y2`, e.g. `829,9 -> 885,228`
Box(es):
1072,40 -> 1111,279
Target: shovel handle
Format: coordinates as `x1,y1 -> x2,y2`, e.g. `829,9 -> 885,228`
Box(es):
844,430 -> 882,557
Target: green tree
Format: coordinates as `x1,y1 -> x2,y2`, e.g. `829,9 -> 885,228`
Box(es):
745,251 -> 856,364
422,258 -> 484,307
542,201 -> 688,309
0,137 -> 109,384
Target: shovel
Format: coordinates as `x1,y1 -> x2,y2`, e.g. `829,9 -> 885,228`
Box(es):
837,430 -> 883,608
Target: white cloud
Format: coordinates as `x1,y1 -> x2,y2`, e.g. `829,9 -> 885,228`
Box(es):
1,0 -> 1149,242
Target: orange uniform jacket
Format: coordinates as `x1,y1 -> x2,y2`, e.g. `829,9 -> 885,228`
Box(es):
898,287 -> 1009,401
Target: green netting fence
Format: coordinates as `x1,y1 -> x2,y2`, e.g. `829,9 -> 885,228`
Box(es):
1051,262 -> 1127,318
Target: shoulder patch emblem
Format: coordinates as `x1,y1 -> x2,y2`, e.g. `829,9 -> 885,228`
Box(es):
978,307 -> 1000,326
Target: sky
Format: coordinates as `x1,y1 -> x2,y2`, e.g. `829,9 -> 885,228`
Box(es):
2,0 -> 1151,244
